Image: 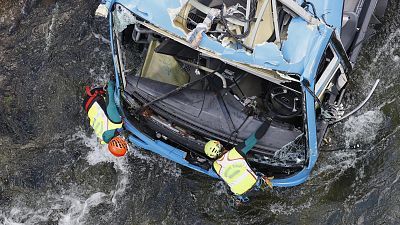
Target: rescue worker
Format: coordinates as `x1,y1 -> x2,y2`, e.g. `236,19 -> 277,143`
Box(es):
204,120 -> 273,203
83,80 -> 128,156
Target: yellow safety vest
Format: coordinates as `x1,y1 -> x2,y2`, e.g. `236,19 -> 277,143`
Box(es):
213,148 -> 257,195
87,101 -> 122,144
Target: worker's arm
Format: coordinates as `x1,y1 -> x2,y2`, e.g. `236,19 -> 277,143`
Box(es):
103,81 -> 123,143
236,120 -> 271,155
102,129 -> 119,143
106,81 -> 122,124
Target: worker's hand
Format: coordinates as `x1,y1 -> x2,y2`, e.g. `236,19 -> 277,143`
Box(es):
230,195 -> 249,207
262,176 -> 274,190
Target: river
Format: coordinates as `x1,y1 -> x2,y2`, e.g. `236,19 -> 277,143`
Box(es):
0,0 -> 399,224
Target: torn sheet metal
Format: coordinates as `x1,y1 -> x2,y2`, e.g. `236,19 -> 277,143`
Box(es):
296,0 -> 344,34
186,8 -> 220,48
281,17 -> 327,64
115,0 -> 333,76
112,5 -> 137,33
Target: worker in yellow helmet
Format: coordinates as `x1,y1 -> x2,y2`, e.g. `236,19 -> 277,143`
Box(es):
204,120 -> 273,204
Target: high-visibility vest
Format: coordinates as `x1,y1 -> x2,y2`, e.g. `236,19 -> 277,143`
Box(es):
213,148 -> 257,195
84,87 -> 122,144
87,101 -> 122,144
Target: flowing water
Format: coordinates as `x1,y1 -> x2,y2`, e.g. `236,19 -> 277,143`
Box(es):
0,0 -> 399,224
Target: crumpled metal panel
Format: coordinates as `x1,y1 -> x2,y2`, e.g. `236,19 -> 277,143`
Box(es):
112,5 -> 137,33
115,0 -> 338,75
281,17 -> 322,65
300,0 -> 344,34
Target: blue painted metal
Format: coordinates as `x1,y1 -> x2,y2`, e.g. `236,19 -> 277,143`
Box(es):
299,0 -> 344,33
281,17 -> 321,65
272,25 -> 333,187
112,0 -> 344,74
105,0 -> 342,187
293,0 -> 344,28
103,0 -> 116,11
112,0 -> 289,74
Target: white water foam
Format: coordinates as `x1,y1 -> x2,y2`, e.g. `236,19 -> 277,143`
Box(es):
311,109 -> 385,191
56,130 -> 131,224
372,29 -> 400,64
269,200 -> 312,215
44,3 -> 59,52
1,129 -> 131,225
58,192 -> 108,225
72,130 -> 131,208
314,30 -> 398,181
212,181 -> 228,196
343,110 -> 384,147
358,29 -> 400,95
1,207 -> 51,225
57,128 -> 183,224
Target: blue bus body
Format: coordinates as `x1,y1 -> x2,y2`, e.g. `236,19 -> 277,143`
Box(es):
98,0 -> 385,187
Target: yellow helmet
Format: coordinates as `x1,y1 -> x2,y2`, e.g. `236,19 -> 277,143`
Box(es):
204,140 -> 222,158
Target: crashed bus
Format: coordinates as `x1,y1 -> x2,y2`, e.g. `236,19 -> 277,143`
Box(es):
93,0 -> 387,187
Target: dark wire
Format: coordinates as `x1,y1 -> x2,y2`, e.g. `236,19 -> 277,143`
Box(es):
218,0 -> 257,50
302,79 -> 323,108
219,92 -> 236,135
232,77 -> 245,97
301,0 -> 318,18
226,113 -> 251,145
224,74 -> 250,144
204,72 -> 240,145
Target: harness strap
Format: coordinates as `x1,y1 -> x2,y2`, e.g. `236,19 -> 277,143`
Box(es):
84,86 -> 106,112
85,86 -> 93,96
